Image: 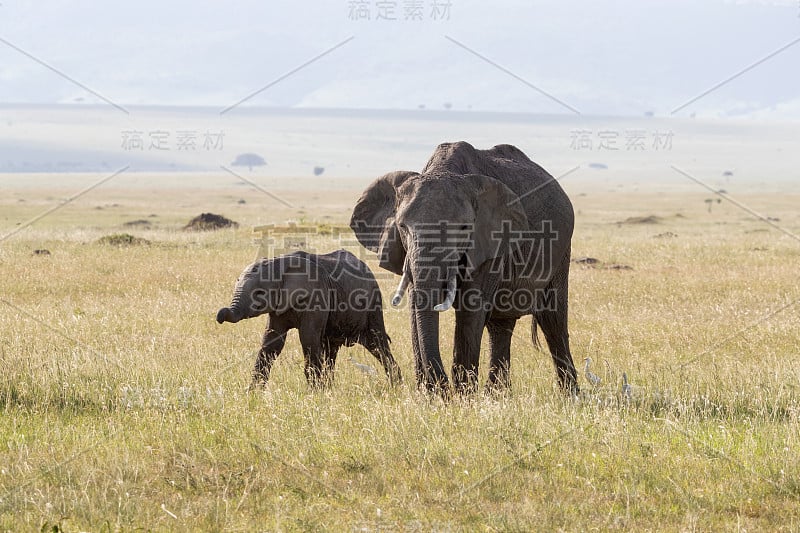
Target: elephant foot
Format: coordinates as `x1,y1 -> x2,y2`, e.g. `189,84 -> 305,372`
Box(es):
452,366 -> 479,396
558,383 -> 580,402
453,380 -> 479,396
559,376 -> 580,398
484,379 -> 511,398
305,371 -> 335,391
419,380 -> 452,401
247,378 -> 268,393
386,368 -> 402,386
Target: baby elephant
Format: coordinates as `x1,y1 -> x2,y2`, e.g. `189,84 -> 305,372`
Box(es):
216,250 -> 401,388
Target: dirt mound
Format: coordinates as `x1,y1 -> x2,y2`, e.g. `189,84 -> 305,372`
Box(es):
123,219 -> 151,227
618,215 -> 663,225
572,256 -> 633,271
653,232 -> 678,239
604,264 -> 633,271
183,213 -> 239,231
96,233 -> 151,246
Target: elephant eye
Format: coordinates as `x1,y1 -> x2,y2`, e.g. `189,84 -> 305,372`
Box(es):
460,224 -> 469,231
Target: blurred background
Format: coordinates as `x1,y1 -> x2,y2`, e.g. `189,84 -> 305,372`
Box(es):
0,0 -> 797,182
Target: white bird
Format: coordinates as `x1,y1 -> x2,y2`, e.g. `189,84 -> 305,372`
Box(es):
583,357 -> 601,386
349,356 -> 377,376
621,372 -> 632,401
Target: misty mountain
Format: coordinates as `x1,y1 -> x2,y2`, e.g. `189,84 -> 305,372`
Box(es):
0,1 -> 798,118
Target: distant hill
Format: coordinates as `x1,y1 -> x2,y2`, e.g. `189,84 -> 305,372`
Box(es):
0,1 -> 798,118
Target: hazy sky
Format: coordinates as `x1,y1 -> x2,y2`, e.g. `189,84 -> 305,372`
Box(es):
0,0 -> 798,117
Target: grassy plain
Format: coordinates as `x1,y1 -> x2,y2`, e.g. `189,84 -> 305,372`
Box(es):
1,174 -> 799,532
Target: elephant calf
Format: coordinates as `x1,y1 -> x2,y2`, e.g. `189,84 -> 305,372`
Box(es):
216,250 -> 401,388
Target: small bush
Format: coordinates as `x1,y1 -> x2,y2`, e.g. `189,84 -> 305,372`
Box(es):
96,233 -> 150,246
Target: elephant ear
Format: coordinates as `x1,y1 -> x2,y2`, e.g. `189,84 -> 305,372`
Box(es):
350,171 -> 418,275
464,174 -> 529,272
273,255 -> 318,313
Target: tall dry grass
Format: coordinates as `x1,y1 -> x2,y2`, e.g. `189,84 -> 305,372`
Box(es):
1,187 -> 798,531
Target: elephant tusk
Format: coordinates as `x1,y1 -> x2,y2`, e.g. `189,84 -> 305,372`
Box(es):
391,268 -> 410,307
433,271 -> 457,312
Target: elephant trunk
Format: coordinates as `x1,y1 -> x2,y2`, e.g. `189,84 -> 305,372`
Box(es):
412,297 -> 448,391
406,241 -> 457,311
216,306 -> 243,324
218,287 -> 259,324
405,241 -> 456,391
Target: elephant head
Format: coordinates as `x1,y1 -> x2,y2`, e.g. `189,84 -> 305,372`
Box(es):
350,171 -> 528,388
216,254 -> 321,324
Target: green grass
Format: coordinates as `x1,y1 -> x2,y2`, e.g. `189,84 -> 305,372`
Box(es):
1,184 -> 799,531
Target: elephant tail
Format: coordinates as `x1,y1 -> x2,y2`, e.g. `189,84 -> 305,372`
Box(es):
367,311 -> 392,345
531,314 -> 542,350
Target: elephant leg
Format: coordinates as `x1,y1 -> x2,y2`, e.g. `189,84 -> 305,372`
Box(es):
361,329 -> 402,385
452,309 -> 487,395
535,263 -> 579,394
298,318 -> 328,389
485,316 -> 518,392
251,326 -> 287,390
322,338 -> 342,384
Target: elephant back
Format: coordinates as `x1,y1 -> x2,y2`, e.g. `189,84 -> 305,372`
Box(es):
422,141 -> 574,232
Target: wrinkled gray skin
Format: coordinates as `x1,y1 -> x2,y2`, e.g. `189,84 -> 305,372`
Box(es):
350,142 -> 578,395
216,250 -> 401,388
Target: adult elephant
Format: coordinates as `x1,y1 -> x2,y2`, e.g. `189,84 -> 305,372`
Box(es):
350,141 -> 578,395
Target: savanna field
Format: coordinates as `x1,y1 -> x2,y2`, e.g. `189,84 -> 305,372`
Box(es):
1,177 -> 799,531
